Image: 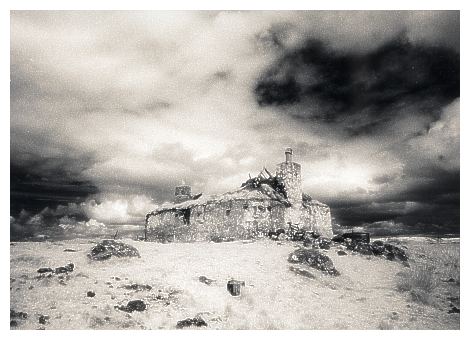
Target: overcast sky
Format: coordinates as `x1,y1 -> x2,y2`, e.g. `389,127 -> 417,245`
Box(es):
10,11 -> 460,238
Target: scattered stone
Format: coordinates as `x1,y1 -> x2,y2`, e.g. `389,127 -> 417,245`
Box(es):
28,285 -> 34,290
10,310 -> 28,319
122,283 -> 152,291
63,249 -> 78,252
348,242 -> 373,255
176,316 -> 207,329
54,263 -> 74,274
337,250 -> 347,256
288,249 -> 339,276
227,279 -> 245,296
289,266 -> 315,279
199,276 -> 216,285
10,320 -> 18,327
442,277 -> 456,283
448,306 -> 460,314
292,230 -> 306,241
370,240 -> 385,255
313,237 -> 332,249
87,291 -> 96,297
342,232 -> 370,244
37,267 -> 54,274
116,300 -> 147,312
38,314 -> 50,324
88,240 -> 140,261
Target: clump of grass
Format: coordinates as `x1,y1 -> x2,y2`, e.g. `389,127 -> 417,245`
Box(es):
397,264 -> 438,304
434,245 -> 460,281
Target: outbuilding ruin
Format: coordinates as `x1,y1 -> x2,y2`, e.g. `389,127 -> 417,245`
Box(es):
145,148 -> 333,242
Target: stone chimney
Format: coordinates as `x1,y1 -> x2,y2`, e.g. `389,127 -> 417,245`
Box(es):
174,181 -> 191,203
285,147 -> 293,162
276,148 -> 302,226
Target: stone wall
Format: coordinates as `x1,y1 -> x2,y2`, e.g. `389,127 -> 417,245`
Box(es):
145,199 -> 286,242
300,202 -> 333,238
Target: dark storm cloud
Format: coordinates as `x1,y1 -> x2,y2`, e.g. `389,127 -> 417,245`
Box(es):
10,11 -> 460,239
254,35 -> 459,135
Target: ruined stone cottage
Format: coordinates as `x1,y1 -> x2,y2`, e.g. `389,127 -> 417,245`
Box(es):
145,148 -> 333,242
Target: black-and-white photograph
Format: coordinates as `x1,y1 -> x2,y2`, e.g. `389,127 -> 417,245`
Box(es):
9,9 -> 460,330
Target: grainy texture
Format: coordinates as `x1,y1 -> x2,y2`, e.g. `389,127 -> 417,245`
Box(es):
10,237 -> 459,329
146,150 -> 333,241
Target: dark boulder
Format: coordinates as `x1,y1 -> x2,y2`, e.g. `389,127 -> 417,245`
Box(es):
347,240 -> 408,263
371,240 -> 385,255
337,250 -> 347,256
350,242 -> 373,255
176,316 -> 207,329
448,306 -> 460,314
10,310 -> 28,319
87,291 -> 96,297
38,315 -> 49,324
288,249 -> 339,276
55,263 -> 74,274
88,240 -> 140,261
10,320 -> 18,327
116,299 -> 147,312
37,267 -> 53,274
227,279 -> 245,296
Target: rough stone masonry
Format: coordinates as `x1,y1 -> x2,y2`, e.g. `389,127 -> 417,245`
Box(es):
145,148 -> 333,242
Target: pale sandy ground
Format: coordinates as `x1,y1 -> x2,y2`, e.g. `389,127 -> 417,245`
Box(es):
10,237 -> 459,330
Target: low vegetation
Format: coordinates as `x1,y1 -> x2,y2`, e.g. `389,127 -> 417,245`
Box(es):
10,236 -> 459,329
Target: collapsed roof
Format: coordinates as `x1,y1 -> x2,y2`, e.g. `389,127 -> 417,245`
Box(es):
150,167 -> 327,214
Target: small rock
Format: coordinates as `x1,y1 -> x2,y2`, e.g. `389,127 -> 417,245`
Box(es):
176,316 -> 207,329
288,249 -> 339,276
116,299 -> 147,312
227,279 -> 245,296
337,250 -> 347,256
63,249 -> 78,252
10,310 -> 28,319
38,314 -> 50,324
10,320 -> 18,327
122,283 -> 152,291
448,306 -> 460,314
87,291 -> 96,297
37,267 -> 54,274
55,263 -> 74,274
199,276 -> 216,285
